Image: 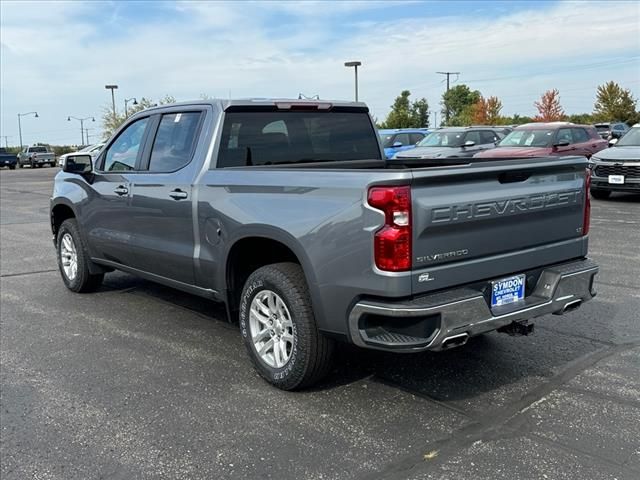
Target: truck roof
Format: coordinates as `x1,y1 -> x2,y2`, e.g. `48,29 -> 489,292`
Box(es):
141,98 -> 369,113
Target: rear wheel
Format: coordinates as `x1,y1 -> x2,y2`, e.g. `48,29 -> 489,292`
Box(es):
57,219 -> 104,293
9,165 -> 15,170
590,188 -> 611,200
239,262 -> 334,390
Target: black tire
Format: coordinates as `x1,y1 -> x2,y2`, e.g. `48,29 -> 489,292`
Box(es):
18,162 -> 23,169
239,262 -> 334,390
9,165 -> 15,170
590,188 -> 611,200
56,218 -> 104,293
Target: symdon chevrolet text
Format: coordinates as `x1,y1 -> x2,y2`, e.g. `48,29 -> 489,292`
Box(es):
50,99 -> 599,390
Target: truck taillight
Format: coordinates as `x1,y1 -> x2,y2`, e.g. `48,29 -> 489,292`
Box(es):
367,185 -> 411,271
583,167 -> 591,236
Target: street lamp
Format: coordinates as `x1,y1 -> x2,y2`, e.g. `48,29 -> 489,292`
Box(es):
17,111 -> 38,150
124,97 -> 138,117
344,61 -> 362,102
68,116 -> 95,145
105,84 -> 118,121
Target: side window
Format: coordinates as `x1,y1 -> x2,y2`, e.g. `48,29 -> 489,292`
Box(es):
571,128 -> 589,143
556,128 -> 573,144
394,133 -> 411,146
464,131 -> 481,145
480,130 -> 498,144
409,133 -> 425,144
613,124 -> 624,132
148,112 -> 202,172
103,117 -> 149,172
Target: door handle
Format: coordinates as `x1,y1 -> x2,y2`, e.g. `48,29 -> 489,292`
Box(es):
169,189 -> 188,200
114,186 -> 128,196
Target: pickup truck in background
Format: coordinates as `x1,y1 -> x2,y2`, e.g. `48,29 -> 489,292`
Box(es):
50,99 -> 599,390
0,148 -> 17,169
18,145 -> 56,168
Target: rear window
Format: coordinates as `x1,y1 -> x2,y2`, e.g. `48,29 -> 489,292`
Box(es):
28,147 -> 47,153
216,110 -> 381,168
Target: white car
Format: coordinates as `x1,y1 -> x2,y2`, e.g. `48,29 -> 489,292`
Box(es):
57,143 -> 104,167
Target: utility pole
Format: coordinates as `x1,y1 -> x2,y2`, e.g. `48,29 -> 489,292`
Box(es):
0,136 -> 10,148
68,116 -> 95,146
436,71 -> 460,125
105,84 -> 119,122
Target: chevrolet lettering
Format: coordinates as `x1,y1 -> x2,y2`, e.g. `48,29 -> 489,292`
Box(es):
431,190 -> 582,224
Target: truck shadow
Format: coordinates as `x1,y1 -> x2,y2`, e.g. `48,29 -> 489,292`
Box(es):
102,272 -> 604,404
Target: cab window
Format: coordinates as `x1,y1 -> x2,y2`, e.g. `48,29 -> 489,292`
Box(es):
102,118 -> 149,172
148,112 -> 203,172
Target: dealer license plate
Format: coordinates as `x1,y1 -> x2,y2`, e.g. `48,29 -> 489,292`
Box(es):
608,175 -> 624,184
491,274 -> 526,307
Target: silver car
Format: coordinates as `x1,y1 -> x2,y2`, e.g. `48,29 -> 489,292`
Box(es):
590,125 -> 640,199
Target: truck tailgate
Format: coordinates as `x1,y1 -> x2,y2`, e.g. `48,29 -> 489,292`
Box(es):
410,157 -> 589,295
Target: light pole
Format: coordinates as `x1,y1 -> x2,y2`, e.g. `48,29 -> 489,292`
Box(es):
17,111 -> 38,150
105,84 -> 118,121
68,116 -> 95,145
124,97 -> 138,117
344,61 -> 362,102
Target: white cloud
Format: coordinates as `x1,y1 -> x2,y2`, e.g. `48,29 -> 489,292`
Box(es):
1,0 -> 638,145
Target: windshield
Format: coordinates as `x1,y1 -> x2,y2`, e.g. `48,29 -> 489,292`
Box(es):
379,134 -> 394,148
498,129 -> 554,148
616,127 -> 640,146
417,131 -> 464,148
595,125 -> 610,132
217,110 -> 381,167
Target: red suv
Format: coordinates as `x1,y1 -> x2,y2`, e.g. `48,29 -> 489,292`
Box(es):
474,122 -> 608,159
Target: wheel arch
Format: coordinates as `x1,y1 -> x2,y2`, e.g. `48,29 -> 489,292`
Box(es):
222,227 -> 324,325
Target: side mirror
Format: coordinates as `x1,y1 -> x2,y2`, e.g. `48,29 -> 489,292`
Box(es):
554,139 -> 571,147
392,141 -> 403,148
63,154 -> 92,174
463,140 -> 475,148
609,138 -> 618,147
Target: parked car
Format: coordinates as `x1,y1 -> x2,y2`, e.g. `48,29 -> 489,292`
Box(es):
589,124 -> 640,199
391,126 -> 505,162
474,123 -> 608,160
594,122 -> 629,140
17,145 -> 56,168
51,99 -> 598,390
0,148 -> 17,169
57,143 -> 105,167
378,128 -> 429,159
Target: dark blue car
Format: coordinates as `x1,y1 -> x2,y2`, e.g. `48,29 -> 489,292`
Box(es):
378,128 -> 429,159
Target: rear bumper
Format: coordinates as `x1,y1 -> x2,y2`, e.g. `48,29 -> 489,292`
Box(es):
348,258 -> 598,352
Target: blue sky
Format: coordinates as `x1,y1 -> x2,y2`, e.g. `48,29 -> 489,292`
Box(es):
1,0 -> 639,146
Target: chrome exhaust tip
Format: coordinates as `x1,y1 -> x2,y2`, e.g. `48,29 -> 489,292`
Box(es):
441,333 -> 469,350
560,299 -> 582,315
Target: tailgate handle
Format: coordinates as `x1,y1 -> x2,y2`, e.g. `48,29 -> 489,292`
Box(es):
499,171 -> 531,184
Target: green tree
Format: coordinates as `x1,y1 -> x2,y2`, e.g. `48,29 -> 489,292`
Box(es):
381,91 -> 430,128
441,84 -> 481,126
593,81 -> 639,125
101,95 -> 177,139
567,113 -> 595,125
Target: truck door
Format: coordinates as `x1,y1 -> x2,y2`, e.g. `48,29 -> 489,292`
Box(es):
83,116 -> 152,266
125,109 -> 207,285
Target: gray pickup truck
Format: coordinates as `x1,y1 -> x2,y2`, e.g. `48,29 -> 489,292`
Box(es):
50,99 -> 598,390
18,145 -> 56,168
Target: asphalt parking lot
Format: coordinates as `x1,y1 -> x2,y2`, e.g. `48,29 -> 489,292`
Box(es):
1,167 -> 639,480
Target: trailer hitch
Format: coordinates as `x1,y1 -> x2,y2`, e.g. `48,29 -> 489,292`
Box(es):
497,320 -> 534,336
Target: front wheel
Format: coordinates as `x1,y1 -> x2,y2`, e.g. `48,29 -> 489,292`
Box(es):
239,262 -> 334,390
590,188 -> 611,200
57,219 -> 104,292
